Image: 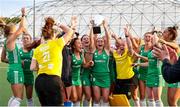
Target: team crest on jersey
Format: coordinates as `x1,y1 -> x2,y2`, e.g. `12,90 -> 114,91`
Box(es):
94,52 -> 98,58
73,59 -> 76,63
20,51 -> 22,54
103,54 -> 106,59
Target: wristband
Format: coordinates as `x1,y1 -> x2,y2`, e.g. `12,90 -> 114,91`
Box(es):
22,15 -> 26,17
72,27 -> 76,30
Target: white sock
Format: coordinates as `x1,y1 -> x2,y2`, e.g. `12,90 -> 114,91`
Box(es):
83,99 -> 90,106
27,98 -> 34,106
93,102 -> 100,106
74,101 -> 80,106
100,98 -> 103,106
101,102 -> 109,106
140,99 -> 146,107
9,97 -> 22,107
8,96 -> 14,107
134,98 -> 140,107
147,99 -> 155,107
155,100 -> 163,107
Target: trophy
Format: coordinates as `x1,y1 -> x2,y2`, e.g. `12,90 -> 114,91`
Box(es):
92,15 -> 104,34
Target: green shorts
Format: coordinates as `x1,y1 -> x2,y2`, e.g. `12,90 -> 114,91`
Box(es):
92,72 -> 110,88
138,67 -> 148,81
146,75 -> 165,87
24,72 -> 34,85
72,79 -> 81,86
138,73 -> 147,81
168,82 -> 180,88
7,67 -> 24,84
81,68 -> 91,86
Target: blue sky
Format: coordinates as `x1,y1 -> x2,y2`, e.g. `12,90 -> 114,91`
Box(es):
0,0 -> 48,17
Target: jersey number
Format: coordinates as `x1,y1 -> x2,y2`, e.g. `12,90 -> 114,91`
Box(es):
43,51 -> 50,62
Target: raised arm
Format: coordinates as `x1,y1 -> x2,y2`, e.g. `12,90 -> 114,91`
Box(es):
60,16 -> 77,44
89,25 -> 96,51
124,26 -> 134,56
70,16 -> 77,31
103,19 -> 111,51
111,33 -> 121,53
7,8 -> 26,51
111,33 -> 121,44
127,28 -> 140,52
131,37 -> 141,53
59,24 -> 73,44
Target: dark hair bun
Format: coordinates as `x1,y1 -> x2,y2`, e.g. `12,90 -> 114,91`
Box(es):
173,25 -> 178,30
75,32 -> 79,38
42,17 -> 55,40
45,17 -> 54,28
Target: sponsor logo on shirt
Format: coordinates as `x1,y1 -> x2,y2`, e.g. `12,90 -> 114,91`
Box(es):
94,60 -> 105,63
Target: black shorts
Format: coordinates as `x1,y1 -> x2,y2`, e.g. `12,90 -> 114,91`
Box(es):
35,73 -> 63,106
61,72 -> 72,87
131,74 -> 139,86
113,75 -> 138,99
63,81 -> 72,87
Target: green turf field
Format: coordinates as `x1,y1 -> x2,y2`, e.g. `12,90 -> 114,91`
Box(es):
0,63 -> 179,106
0,63 -> 40,106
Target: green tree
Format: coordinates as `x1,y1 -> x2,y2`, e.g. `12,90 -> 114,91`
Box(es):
2,17 -> 21,24
0,17 -> 21,37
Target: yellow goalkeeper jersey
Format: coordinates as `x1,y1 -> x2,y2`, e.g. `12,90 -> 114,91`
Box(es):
32,37 -> 65,77
113,49 -> 134,79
